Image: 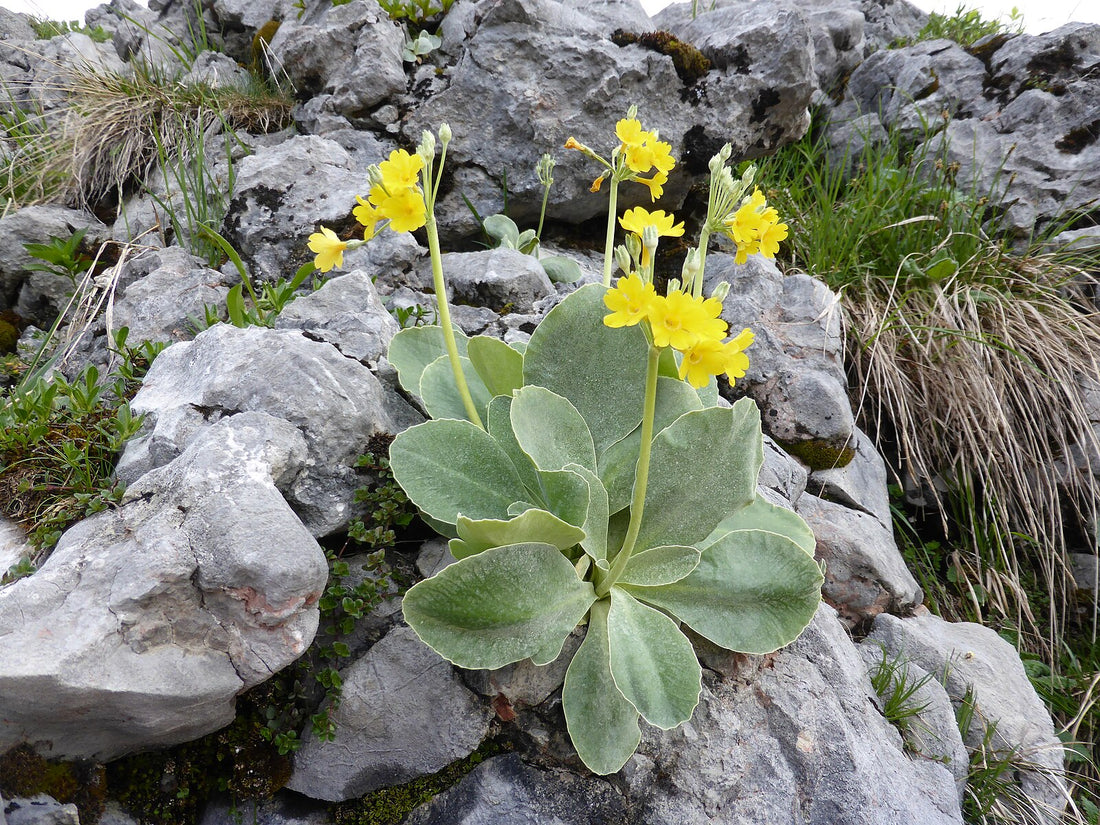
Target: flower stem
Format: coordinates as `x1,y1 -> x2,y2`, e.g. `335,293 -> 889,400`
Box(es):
693,225 -> 710,298
602,177 -> 620,287
425,209 -> 483,429
596,343 -> 660,597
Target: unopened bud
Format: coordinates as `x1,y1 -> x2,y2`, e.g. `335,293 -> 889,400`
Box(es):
666,277 -> 682,294
537,153 -> 555,186
641,224 -> 659,252
681,247 -> 701,282
626,103 -> 638,120
710,280 -> 730,302
614,245 -> 632,275
624,232 -> 642,262
418,130 -> 436,162
438,122 -> 452,145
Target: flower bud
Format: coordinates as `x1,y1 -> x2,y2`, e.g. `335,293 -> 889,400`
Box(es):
418,130 -> 436,162
614,244 -> 632,275
537,153 -> 555,187
666,277 -> 682,294
624,232 -> 642,263
438,122 -> 452,145
641,224 -> 659,253
709,280 -> 730,302
681,247 -> 701,282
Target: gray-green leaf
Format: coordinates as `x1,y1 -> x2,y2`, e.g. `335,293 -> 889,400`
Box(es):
702,496 -> 816,556
403,542 -> 596,670
619,545 -> 700,587
623,529 -> 823,654
451,509 -> 586,559
523,284 -> 648,455
607,587 -> 701,729
388,325 -> 468,397
540,256 -> 583,284
467,336 -> 524,398
511,386 -> 597,474
389,418 -> 526,527
563,599 -> 641,775
634,400 -> 762,553
419,354 -> 492,423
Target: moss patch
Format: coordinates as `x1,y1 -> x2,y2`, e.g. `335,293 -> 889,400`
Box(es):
332,737 -> 512,825
0,745 -> 107,824
780,438 -> 856,471
610,30 -> 711,86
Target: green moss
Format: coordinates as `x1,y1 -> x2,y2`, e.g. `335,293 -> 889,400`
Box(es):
610,29 -> 711,86
332,737 -> 512,825
106,705 -> 293,825
0,745 -> 107,824
781,438 -> 856,471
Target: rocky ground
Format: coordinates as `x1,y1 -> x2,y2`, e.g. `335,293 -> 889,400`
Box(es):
1,0 -> 1098,821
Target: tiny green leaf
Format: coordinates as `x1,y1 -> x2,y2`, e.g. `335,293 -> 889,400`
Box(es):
483,214 -> 521,248
540,256 -> 583,284
563,600 -> 641,775
607,587 -> 701,729
402,542 -> 597,670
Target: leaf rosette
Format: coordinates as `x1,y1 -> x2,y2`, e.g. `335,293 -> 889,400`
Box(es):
388,284 -> 824,774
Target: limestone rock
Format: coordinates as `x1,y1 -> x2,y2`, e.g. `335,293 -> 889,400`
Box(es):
0,413 -> 327,760
118,324 -> 420,536
808,426 -> 892,528
274,269 -> 400,366
869,610 -> 1067,820
287,626 -> 492,802
797,492 -> 922,623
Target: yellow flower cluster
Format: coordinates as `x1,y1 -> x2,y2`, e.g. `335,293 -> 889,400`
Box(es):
724,188 -> 788,265
614,118 -> 675,201
604,273 -> 754,389
307,149 -> 428,273
355,149 -> 427,237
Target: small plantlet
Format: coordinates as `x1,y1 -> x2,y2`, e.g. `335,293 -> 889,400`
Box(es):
23,229 -> 94,290
869,645 -> 934,749
403,30 -> 441,63
29,17 -> 111,43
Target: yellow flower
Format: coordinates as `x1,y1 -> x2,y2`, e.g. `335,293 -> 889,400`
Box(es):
678,337 -> 727,389
565,136 -> 583,151
649,290 -> 708,350
636,170 -> 668,202
618,207 -> 685,240
353,195 -> 379,240
372,186 -> 426,233
759,214 -> 788,258
603,272 -> 657,328
590,174 -> 606,193
723,327 -> 754,385
308,226 -> 347,273
648,140 -> 675,174
624,141 -> 656,174
615,118 -> 649,148
378,149 -> 423,190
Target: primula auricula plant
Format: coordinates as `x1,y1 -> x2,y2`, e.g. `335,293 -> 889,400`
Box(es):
306,115 -> 821,775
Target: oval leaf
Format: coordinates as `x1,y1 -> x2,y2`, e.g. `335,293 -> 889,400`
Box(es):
402,542 -> 596,670
566,463 -> 609,562
419,354 -> 492,423
607,587 -> 701,729
598,376 -> 704,514
467,335 -> 524,398
512,386 -> 596,474
487,395 -> 543,497
619,545 -> 700,587
388,325 -> 469,397
540,255 -> 583,284
452,509 -> 586,559
623,529 -> 824,655
523,284 -> 648,455
563,600 -> 641,775
634,400 -> 763,553
389,418 -> 526,527
702,496 -> 816,556
483,213 -> 520,247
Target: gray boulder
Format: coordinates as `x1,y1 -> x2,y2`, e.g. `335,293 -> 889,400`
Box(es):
405,753 -> 630,824
0,413 -> 328,760
809,426 -> 893,528
223,133 -> 393,281
267,0 -> 406,127
118,323 -> 420,537
274,269 -> 400,365
705,253 -> 855,468
287,625 -> 493,802
404,0 -> 814,236
869,610 -> 1067,820
625,604 -> 961,824
797,492 -> 922,624
3,797 -> 78,825
428,249 -> 555,314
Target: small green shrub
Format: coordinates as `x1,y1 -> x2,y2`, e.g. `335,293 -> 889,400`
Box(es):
868,645 -> 934,748
894,4 -> 1023,49
0,328 -> 162,566
29,18 -> 111,43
